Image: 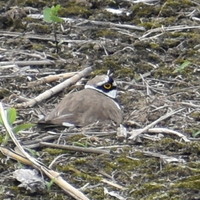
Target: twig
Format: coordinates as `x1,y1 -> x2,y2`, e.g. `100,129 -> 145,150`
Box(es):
22,131 -> 117,149
147,127 -> 190,142
140,25 -> 200,39
28,72 -> 78,86
0,60 -> 62,66
131,0 -> 160,3
0,147 -> 36,166
129,108 -> 184,139
180,102 -> 200,108
0,103 -> 89,200
141,150 -> 186,163
0,30 -> 107,43
15,67 -> 93,108
40,142 -> 109,154
27,14 -> 145,31
82,19 -> 145,31
101,179 -> 126,190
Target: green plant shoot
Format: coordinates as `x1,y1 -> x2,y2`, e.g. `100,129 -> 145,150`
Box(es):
173,61 -> 191,73
43,5 -> 63,53
43,5 -> 64,23
0,107 -> 35,145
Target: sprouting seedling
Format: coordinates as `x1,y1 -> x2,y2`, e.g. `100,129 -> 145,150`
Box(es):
173,60 -> 191,74
192,130 -> 200,138
0,107 -> 34,145
43,5 -> 64,53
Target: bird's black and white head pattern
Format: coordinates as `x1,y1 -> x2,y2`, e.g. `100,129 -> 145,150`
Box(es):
84,75 -> 117,99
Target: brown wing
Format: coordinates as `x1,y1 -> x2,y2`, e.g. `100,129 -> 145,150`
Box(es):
45,90 -> 88,126
45,89 -> 122,126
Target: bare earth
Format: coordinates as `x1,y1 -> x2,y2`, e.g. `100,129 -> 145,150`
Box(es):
0,0 -> 200,199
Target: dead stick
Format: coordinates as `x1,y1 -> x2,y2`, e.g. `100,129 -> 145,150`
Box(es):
40,142 -> 109,154
0,60 -> 59,66
0,103 -> 89,200
28,72 -> 78,86
129,109 -> 184,139
147,127 -> 190,142
15,67 -> 93,108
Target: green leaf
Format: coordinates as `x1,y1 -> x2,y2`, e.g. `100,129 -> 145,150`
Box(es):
43,7 -> 53,23
0,113 -> 3,125
192,130 -> 200,138
13,123 -> 35,134
7,108 -> 17,125
173,61 -> 191,73
73,142 -> 88,147
51,15 -> 63,23
43,5 -> 63,23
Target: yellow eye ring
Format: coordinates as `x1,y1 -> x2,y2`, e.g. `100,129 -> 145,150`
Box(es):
103,83 -> 112,90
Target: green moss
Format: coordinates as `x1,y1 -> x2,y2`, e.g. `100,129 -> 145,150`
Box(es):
67,134 -> 86,142
73,158 -> 87,165
103,57 -> 121,69
18,0 -> 47,7
162,38 -> 180,48
149,42 -> 160,49
140,21 -> 161,29
131,3 -> 160,18
139,16 -> 177,29
43,148 -> 67,155
58,164 -> 101,183
141,191 -> 170,200
172,175 -> 200,190
130,182 -> 165,198
116,156 -> 141,170
96,57 -> 135,78
162,16 -> 177,25
190,111 -> 200,121
160,0 -> 194,16
169,32 -> 200,42
95,29 -> 118,38
10,185 -> 21,193
185,141 -> 200,153
59,5 -> 91,17
164,0 -> 193,8
28,23 -> 51,34
86,187 -> 105,200
32,43 -> 46,51
0,88 -> 10,99
102,161 -> 118,173
188,162 -> 200,170
143,182 -> 165,192
153,65 -> 176,78
48,193 -> 67,200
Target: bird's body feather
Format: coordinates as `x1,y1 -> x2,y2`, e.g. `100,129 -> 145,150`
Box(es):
44,75 -> 123,127
45,89 -> 122,126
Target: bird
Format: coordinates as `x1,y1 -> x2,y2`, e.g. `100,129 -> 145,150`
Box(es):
43,74 -> 123,127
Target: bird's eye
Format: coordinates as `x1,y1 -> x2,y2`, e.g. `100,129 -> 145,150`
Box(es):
103,83 -> 112,90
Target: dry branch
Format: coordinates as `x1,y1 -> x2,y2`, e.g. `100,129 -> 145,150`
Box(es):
40,142 -> 109,154
81,19 -> 145,31
142,150 -> 186,163
27,14 -> 145,31
129,109 -> 185,139
140,25 -> 200,39
15,67 -> 93,108
0,30 -> 107,43
0,60 -> 61,66
28,72 -> 78,86
101,179 -> 126,190
0,103 -> 90,200
147,127 -> 190,142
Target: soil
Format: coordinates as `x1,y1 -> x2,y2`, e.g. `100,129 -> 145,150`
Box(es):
0,0 -> 200,200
